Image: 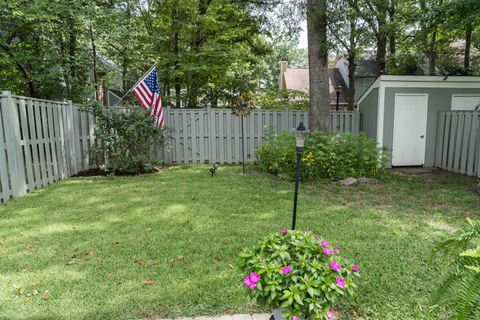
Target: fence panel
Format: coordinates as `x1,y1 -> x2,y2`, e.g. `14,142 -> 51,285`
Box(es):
435,111 -> 480,177
154,109 -> 360,164
0,92 -> 92,203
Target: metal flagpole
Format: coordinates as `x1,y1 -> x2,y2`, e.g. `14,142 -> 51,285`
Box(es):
111,64 -> 157,107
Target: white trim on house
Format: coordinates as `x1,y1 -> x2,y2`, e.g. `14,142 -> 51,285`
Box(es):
356,77 -> 381,106
451,94 -> 480,110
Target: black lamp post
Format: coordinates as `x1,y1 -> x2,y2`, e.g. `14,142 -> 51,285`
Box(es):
334,85 -> 343,111
291,122 -> 309,230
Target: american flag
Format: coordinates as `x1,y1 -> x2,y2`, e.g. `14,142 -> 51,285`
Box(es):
132,67 -> 164,127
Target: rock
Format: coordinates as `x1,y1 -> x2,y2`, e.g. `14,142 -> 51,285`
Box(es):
357,177 -> 379,184
337,177 -> 357,186
476,183 -> 480,195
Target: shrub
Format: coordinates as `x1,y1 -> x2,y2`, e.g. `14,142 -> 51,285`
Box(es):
256,130 -> 387,180
81,102 -> 170,175
239,230 -> 360,320
430,218 -> 480,319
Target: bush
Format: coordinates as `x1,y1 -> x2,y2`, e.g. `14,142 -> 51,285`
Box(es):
256,130 -> 387,180
239,230 -> 360,320
430,218 -> 480,319
81,102 -> 170,175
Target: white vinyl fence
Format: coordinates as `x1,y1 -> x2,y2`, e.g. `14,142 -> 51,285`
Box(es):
0,91 -> 95,203
151,108 -> 360,164
435,111 -> 480,177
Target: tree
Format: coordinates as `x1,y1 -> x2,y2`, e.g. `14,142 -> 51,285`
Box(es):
307,0 -> 330,132
328,0 -> 371,109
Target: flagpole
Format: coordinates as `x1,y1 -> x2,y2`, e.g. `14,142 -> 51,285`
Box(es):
111,64 -> 157,107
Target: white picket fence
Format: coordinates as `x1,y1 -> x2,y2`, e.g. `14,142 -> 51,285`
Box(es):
151,107 -> 360,164
435,111 -> 480,177
0,91 -> 95,203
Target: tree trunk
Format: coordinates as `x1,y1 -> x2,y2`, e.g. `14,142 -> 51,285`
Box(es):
307,0 -> 330,132
388,2 -> 396,56
347,53 -> 356,110
428,30 -> 437,75
376,24 -> 387,75
464,23 -> 472,71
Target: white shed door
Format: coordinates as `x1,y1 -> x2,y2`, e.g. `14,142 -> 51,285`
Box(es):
392,94 -> 428,166
451,95 -> 480,110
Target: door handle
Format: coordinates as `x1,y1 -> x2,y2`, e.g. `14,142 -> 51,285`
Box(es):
420,135 -> 425,138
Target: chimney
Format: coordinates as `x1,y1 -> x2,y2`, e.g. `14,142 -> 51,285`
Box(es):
279,61 -> 288,90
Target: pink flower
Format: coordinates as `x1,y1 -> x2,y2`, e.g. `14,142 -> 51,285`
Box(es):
336,277 -> 346,288
352,264 -> 359,272
249,272 -> 261,283
334,247 -> 340,254
330,261 -> 341,272
321,241 -> 330,247
292,315 -> 299,320
281,266 -> 292,275
243,272 -> 261,289
326,309 -> 333,320
303,230 -> 311,234
243,275 -> 256,289
324,248 -> 333,256
279,229 -> 288,234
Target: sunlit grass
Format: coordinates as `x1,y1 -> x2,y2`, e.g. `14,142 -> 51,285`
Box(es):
0,165 -> 478,320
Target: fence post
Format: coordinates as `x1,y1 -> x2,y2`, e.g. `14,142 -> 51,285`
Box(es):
1,91 -> 27,197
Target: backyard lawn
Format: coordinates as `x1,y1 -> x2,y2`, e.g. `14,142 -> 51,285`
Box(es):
0,165 -> 478,320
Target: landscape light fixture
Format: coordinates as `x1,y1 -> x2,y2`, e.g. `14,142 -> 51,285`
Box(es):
291,122 -> 309,230
334,85 -> 343,111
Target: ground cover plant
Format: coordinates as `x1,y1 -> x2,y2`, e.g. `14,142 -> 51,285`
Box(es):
256,131 -> 387,180
0,166 -> 478,320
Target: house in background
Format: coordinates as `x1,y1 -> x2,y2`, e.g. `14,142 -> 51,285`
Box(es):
356,75 -> 480,168
334,56 -> 378,101
278,61 -> 352,110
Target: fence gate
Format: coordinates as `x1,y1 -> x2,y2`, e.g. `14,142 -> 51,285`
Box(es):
435,111 -> 480,177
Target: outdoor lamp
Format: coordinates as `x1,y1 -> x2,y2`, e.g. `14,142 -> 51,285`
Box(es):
334,85 -> 343,111
291,122 -> 309,230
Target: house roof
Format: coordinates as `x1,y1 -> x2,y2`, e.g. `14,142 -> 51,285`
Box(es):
282,68 -> 352,104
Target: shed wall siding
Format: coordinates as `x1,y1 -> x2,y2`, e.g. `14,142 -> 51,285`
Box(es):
358,88 -> 378,140
383,87 -> 480,167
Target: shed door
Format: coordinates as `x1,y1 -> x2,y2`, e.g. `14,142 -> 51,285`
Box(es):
392,94 -> 428,166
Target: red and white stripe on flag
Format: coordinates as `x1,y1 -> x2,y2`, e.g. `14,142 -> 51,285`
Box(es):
132,67 -> 164,127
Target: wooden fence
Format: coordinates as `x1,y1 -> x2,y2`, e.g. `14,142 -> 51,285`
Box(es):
151,108 -> 360,164
0,91 -> 95,203
0,91 -> 360,203
435,111 -> 480,177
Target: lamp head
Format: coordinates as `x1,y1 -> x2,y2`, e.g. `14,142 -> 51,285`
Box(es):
334,85 -> 343,94
293,122 -> 309,148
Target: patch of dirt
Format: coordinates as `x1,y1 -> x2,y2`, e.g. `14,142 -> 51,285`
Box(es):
71,166 -> 167,177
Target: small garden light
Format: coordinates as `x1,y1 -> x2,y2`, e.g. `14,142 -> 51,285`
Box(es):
209,163 -> 218,177
292,122 -> 309,230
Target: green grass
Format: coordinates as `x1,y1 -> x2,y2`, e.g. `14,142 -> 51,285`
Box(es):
0,166 -> 478,320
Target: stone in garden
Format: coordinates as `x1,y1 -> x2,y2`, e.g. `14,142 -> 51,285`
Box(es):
357,177 -> 379,184
337,177 -> 357,186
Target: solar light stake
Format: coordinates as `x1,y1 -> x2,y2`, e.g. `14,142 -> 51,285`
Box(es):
292,122 -> 309,230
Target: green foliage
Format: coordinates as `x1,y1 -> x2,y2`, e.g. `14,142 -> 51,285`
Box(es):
255,89 -> 309,110
256,130 -> 387,180
239,230 -> 359,320
81,102 -> 170,175
431,218 -> 480,320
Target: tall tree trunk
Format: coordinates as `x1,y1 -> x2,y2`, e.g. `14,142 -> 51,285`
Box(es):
307,0 -> 330,132
173,8 -> 181,108
90,25 -> 99,102
464,23 -> 472,71
376,33 -> 387,74
347,53 -> 356,110
428,30 -> 437,75
388,1 -> 396,56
